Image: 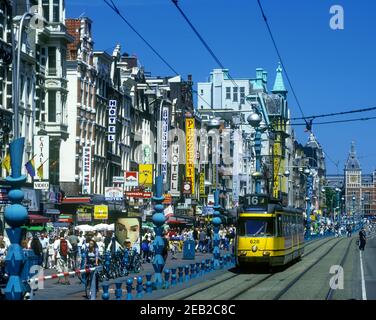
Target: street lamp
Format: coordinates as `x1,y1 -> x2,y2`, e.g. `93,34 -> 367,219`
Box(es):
302,168 -> 313,238
352,196 -> 356,226
247,110 -> 262,194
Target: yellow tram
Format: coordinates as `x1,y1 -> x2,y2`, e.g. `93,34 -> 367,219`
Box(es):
235,194 -> 305,268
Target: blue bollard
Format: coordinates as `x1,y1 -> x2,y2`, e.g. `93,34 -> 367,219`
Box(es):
219,257 -> 224,269
196,262 -> 201,277
102,283 -> 110,300
210,258 -> 214,271
115,282 -> 123,300
136,276 -> 144,298
164,269 -> 170,289
126,278 -> 133,300
201,260 -> 206,275
190,264 -> 195,279
223,254 -> 228,267
145,274 -> 153,294
185,265 -> 190,282
171,268 -> 177,286
206,259 -> 210,272
178,266 -> 184,284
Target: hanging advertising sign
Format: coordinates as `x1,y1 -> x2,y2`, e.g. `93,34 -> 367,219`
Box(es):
183,180 -> 192,195
186,118 -> 195,194
161,105 -> 169,183
108,100 -> 117,142
142,145 -> 152,164
170,144 -> 179,196
124,171 -> 139,187
139,164 -> 153,187
82,146 -> 92,195
33,135 -> 49,181
273,139 -> 281,199
105,187 -> 123,201
94,205 -> 109,220
76,205 -> 93,222
199,172 -> 206,198
125,191 -> 152,199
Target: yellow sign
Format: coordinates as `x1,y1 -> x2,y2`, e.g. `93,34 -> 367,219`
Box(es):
199,172 -> 206,197
186,118 -> 195,194
273,138 -> 281,199
94,205 -> 108,220
139,164 -> 153,187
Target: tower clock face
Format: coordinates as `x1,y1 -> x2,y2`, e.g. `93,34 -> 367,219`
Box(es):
350,176 -> 357,183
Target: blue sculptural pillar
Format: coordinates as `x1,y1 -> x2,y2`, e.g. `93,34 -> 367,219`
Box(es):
4,138 -> 28,300
152,176 -> 166,289
212,190 -> 222,269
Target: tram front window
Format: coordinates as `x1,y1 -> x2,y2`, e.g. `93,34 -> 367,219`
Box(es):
239,218 -> 274,237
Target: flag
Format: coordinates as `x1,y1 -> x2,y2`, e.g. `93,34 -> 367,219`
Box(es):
1,152 -> 11,174
25,155 -> 36,177
37,163 -> 44,180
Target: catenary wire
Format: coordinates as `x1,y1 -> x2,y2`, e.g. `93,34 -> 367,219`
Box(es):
291,106 -> 376,121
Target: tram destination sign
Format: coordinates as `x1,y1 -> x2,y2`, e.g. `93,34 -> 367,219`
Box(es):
242,194 -> 269,211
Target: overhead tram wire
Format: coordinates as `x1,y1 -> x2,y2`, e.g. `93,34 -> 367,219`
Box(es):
256,0 -> 308,127
256,0 -> 341,170
170,0 -> 240,89
103,0 -> 212,109
291,116 -> 376,126
291,106 -> 376,121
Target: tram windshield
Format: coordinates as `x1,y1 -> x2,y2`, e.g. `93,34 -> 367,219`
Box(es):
238,218 -> 274,237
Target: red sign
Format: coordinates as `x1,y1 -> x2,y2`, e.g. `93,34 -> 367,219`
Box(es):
125,191 -> 152,199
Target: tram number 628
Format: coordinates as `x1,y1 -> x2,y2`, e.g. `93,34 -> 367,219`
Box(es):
250,239 -> 260,244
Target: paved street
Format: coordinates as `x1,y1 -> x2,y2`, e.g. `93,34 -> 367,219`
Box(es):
32,250 -> 233,300
158,235 -> 376,301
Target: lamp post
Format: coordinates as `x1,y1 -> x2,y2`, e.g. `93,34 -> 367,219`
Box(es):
247,111 -> 262,194
207,119 -> 222,268
304,168 -> 313,238
335,188 -> 341,225
360,197 -> 364,227
352,196 -> 356,226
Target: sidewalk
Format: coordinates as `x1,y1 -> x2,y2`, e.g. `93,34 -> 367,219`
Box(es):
32,249 -> 233,300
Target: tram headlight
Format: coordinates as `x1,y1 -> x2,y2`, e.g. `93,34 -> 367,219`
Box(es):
252,245 -> 258,252
263,251 -> 270,256
239,251 -> 247,256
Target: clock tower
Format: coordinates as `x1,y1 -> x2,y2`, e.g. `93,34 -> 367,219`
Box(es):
344,142 -> 361,214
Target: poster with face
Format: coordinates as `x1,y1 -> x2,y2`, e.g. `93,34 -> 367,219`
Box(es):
115,217 -> 141,253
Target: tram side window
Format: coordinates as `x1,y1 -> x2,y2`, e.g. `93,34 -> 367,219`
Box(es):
277,215 -> 283,237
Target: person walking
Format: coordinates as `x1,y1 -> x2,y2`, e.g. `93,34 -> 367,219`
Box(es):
54,232 -> 72,285
141,237 -> 150,263
39,233 -> 49,268
30,235 -> 43,266
68,230 -> 79,270
359,227 -> 367,251
198,229 -> 206,253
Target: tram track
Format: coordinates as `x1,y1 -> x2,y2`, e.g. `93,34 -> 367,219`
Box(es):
271,237 -> 345,300
325,237 -> 354,300
164,236 -> 337,300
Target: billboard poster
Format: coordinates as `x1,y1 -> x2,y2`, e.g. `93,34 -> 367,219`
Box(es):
124,171 -> 139,187
33,135 -> 49,180
186,118 -> 195,194
115,217 -> 141,253
199,172 -> 206,198
94,205 -> 108,220
105,187 -> 123,201
76,205 -> 92,222
161,105 -> 169,183
82,146 -> 92,194
139,164 -> 153,187
170,144 -> 179,196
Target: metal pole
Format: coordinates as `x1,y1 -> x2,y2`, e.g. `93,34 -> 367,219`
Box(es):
254,129 -> 261,194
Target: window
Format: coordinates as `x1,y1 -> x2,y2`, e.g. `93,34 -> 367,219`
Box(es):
240,87 -> 245,104
233,87 -> 238,102
42,0 -> 50,22
48,47 -> 56,75
226,87 -> 231,100
48,91 -> 56,122
53,0 -> 60,22
238,218 -> 274,237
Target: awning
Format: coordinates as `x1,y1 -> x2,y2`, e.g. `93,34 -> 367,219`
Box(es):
62,197 -> 91,204
44,209 -> 60,215
28,214 -> 51,224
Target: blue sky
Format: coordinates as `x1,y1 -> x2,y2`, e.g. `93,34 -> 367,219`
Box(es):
67,0 -> 376,174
